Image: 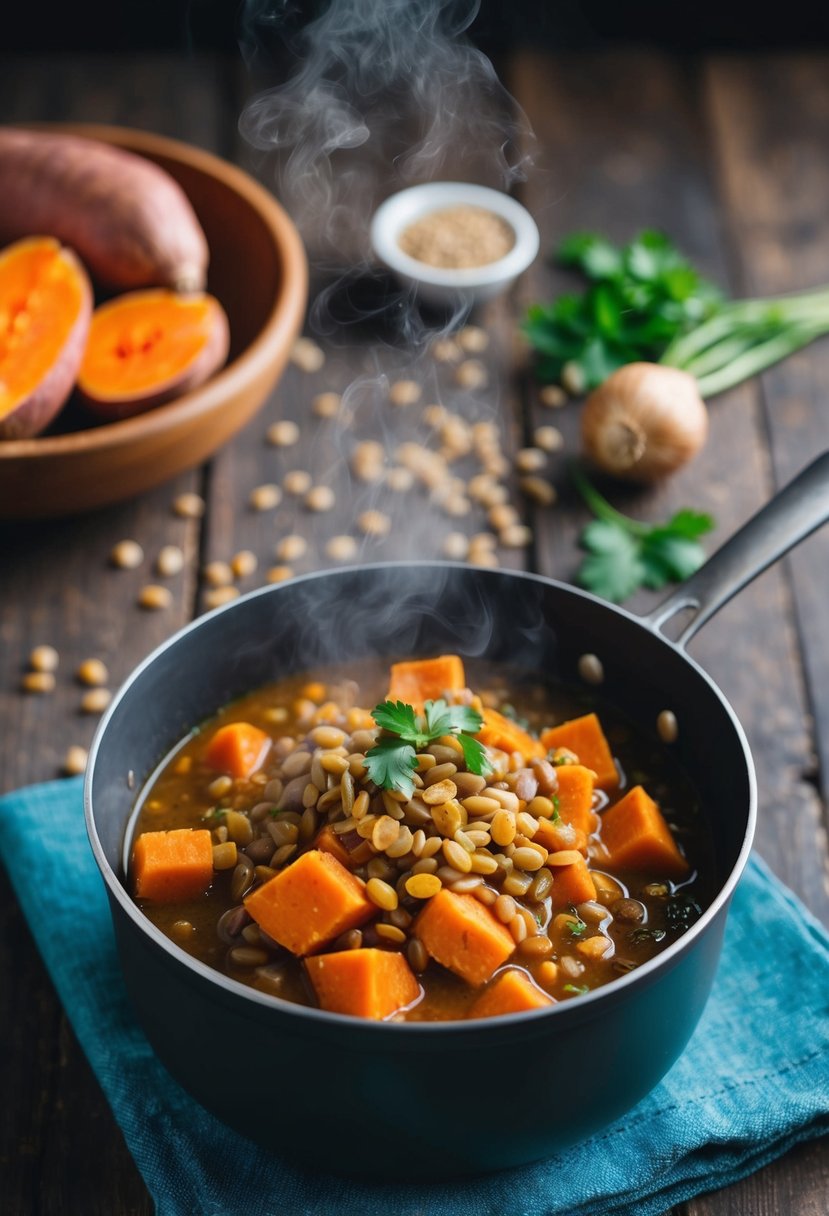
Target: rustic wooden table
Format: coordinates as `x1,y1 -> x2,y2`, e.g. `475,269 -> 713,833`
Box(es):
1,48 -> 827,1214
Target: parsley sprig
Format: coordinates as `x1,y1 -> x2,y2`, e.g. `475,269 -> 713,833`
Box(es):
365,699 -> 492,799
572,464 -> 714,603
523,230 -> 721,392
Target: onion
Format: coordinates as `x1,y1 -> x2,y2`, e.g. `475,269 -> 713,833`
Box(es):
580,362 -> 708,482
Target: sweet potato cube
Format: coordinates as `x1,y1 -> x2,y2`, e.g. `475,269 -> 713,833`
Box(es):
386,654 -> 466,711
305,948 -> 421,1020
550,854 -> 598,909
313,824 -> 353,868
132,828 -> 213,903
467,968 -> 555,1019
554,764 -> 596,834
203,721 -> 271,779
415,889 -> 514,986
540,713 -> 619,790
599,785 -> 690,880
477,707 -> 546,761
244,849 -> 374,955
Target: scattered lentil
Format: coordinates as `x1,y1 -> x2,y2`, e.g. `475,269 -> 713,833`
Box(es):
457,325 -> 489,353
266,565 -> 294,583
172,492 -> 205,519
539,384 -> 567,408
441,532 -> 469,560
520,476 -> 557,506
249,483 -> 282,512
203,560 -> 234,587
578,653 -> 605,685
357,509 -> 390,537
534,425 -> 564,452
455,359 -> 488,390
385,467 -> 414,492
203,586 -> 240,609
431,337 -> 461,363
138,584 -> 173,610
325,535 -> 358,561
515,447 -> 547,473
80,687 -> 112,714
657,709 -> 679,743
155,545 -> 184,577
351,441 -> 386,483
283,470 -> 313,496
110,539 -> 144,569
21,671 -> 56,694
231,550 -> 258,579
389,379 -> 421,407
29,644 -> 59,673
266,419 -> 300,447
305,485 -> 336,512
290,337 -> 325,372
499,524 -> 533,548
63,745 -> 88,776
312,391 -> 341,418
276,535 -> 307,562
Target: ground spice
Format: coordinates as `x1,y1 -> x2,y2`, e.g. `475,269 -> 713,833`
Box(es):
398,205 -> 515,270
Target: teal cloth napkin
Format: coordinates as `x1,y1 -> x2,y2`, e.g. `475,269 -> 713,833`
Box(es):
1,777 -> 828,1216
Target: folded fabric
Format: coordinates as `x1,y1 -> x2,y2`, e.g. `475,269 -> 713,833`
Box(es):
1,776 -> 828,1216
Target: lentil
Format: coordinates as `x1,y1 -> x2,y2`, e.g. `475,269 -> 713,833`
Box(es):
366,878 -> 399,912
63,745 -> 88,776
203,560 -> 234,587
520,476 -> 557,506
276,535 -> 308,563
312,391 -> 341,418
290,336 -> 325,372
138,584 -> 173,610
283,470 -> 312,496
457,325 -> 489,353
455,359 -> 488,390
578,653 -> 605,685
249,483 -> 282,512
80,687 -> 112,714
156,545 -> 184,577
110,539 -> 144,569
398,205 -> 514,269
357,510 -> 391,537
21,671 -> 55,693
172,492 -> 205,519
389,379 -> 421,407
441,532 -> 469,560
534,425 -> 564,452
231,550 -> 258,579
305,485 -> 336,512
77,657 -> 109,686
657,709 -> 679,743
386,466 -> 415,492
203,586 -> 240,608
266,419 -> 301,447
405,872 -> 442,899
326,535 -> 358,561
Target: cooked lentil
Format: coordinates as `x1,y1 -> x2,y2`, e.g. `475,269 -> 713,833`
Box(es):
290,337 -> 325,372
80,687 -> 112,714
21,670 -> 56,693
110,539 -> 144,569
266,420 -> 300,447
172,492 -> 205,519
138,584 -> 173,610
156,545 -> 185,577
249,484 -> 282,512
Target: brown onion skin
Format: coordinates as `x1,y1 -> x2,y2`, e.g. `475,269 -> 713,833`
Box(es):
580,362 -> 708,483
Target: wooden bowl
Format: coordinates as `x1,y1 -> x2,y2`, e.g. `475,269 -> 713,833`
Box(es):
0,124 -> 308,519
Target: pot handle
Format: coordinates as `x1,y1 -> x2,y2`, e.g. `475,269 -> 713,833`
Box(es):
643,451 -> 829,648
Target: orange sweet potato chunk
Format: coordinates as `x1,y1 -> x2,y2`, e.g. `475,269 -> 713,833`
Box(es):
244,849 -> 374,955
467,968 -> 555,1019
550,854 -> 598,909
386,654 -> 466,711
599,785 -> 690,880
313,824 -> 353,868
132,828 -> 213,903
305,948 -> 421,1020
554,764 -> 596,834
477,707 -> 546,760
415,889 -> 515,985
540,713 -> 619,790
203,721 -> 271,779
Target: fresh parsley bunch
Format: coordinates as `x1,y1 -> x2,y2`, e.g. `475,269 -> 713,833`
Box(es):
365,699 -> 492,799
523,230 -> 721,392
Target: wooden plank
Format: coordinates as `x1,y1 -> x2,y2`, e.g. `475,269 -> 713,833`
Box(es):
704,52 -> 829,836
0,52 -> 234,1216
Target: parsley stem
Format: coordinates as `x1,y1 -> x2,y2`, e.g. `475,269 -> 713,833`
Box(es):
569,462 -> 650,537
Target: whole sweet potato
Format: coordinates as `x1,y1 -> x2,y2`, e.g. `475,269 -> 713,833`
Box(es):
0,128 -> 209,292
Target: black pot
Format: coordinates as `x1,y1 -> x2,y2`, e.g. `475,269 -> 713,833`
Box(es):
85,454 -> 829,1178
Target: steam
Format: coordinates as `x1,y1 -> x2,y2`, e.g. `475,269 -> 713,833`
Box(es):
239,0 -> 532,258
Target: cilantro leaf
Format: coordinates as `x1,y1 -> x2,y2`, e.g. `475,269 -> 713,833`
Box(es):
364,735 -> 418,799
366,696 -> 491,795
572,465 -> 715,603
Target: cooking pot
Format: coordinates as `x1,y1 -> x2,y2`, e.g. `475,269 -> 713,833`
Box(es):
85,453 -> 828,1178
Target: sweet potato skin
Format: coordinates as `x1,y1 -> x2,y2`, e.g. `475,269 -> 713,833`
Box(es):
0,128 -> 209,292
0,237 -> 92,440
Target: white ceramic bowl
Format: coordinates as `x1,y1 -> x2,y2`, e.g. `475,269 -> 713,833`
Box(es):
370,181 -> 540,307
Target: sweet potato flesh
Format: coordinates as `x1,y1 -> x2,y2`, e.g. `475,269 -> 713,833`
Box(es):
415,889 -> 515,985
386,654 -> 466,711
477,707 -> 545,760
540,713 -> 619,790
0,236 -> 87,422
244,849 -> 374,955
305,948 -> 421,1019
78,288 -> 222,399
203,721 -> 271,779
132,828 -> 213,903
468,968 -> 554,1019
599,785 -> 690,880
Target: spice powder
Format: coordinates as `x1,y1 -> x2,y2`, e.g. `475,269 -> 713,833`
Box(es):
398,205 -> 515,269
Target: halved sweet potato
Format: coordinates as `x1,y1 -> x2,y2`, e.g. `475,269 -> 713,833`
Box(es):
0,236 -> 92,439
0,128 -> 208,292
77,288 -> 229,418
